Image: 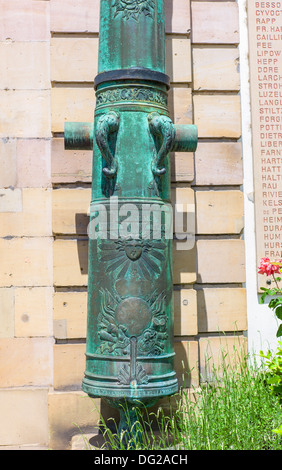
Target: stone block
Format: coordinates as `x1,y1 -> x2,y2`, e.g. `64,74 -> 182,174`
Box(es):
174,289 -> 197,336
199,335 -> 248,381
53,291 -> 87,339
174,341 -> 199,388
0,189 -> 52,237
165,0 -> 191,34
193,47 -> 240,91
51,87 -> 95,133
0,138 -> 17,188
53,239 -> 88,287
0,42 -> 50,90
166,37 -> 191,83
14,287 -> 53,337
0,90 -> 51,138
0,389 -> 49,446
50,0 -> 100,33
0,0 -> 50,41
52,188 -> 91,235
71,433 -> 97,451
168,87 -> 193,126
197,239 -> 246,284
197,287 -> 247,333
51,138 -> 92,184
53,343 -> 86,390
195,190 -> 244,234
48,390 -> 119,450
173,243 -> 197,285
193,95 -> 241,138
16,138 -> 51,188
0,444 -> 48,450
0,189 -> 22,213
0,338 -> 53,387
191,2 -> 239,44
172,187 -> 195,240
171,152 -> 194,183
172,186 -> 194,206
50,37 -> 98,83
194,142 -> 243,186
0,288 -> 14,338
0,238 -> 53,287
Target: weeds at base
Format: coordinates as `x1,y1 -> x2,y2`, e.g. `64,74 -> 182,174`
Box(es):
77,348 -> 282,451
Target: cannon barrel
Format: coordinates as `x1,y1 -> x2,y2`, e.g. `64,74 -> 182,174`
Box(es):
64,0 -> 198,444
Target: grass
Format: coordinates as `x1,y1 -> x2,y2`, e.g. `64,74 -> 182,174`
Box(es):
176,359 -> 282,450
85,348 -> 282,451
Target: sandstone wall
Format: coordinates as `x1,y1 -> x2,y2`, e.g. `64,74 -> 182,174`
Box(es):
0,0 -> 246,450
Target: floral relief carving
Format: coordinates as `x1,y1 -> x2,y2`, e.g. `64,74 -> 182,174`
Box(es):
96,288 -> 168,357
96,87 -> 167,108
113,0 -> 156,21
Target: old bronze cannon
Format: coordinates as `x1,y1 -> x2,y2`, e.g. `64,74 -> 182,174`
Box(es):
64,0 -> 198,443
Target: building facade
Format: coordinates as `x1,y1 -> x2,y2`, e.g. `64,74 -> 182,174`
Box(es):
0,0 -> 280,450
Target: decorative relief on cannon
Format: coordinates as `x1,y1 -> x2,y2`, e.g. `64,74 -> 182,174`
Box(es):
97,289 -> 168,356
64,0 -> 198,444
148,112 -> 176,176
99,238 -> 166,278
113,0 -> 156,21
95,111 -> 120,179
96,86 -> 168,109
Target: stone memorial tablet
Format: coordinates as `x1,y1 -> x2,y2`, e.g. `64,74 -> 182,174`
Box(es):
248,1 -> 282,287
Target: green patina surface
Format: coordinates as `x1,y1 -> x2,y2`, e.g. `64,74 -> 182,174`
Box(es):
64,0 -> 198,438
98,0 -> 165,74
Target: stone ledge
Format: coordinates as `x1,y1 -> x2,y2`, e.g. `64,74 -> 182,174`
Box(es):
0,444 -> 49,450
71,432 -> 98,450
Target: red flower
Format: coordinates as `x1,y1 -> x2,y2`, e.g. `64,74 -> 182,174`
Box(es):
258,257 -> 282,276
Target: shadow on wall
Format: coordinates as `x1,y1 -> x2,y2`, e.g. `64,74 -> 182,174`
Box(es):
75,212 -> 90,235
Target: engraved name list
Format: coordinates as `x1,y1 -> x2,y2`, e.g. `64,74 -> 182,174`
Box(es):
248,1 -> 282,283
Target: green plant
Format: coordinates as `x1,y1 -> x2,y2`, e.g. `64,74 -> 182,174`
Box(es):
273,425 -> 282,436
81,346 -> 282,450
260,342 -> 282,401
258,257 -> 282,338
175,350 -> 282,450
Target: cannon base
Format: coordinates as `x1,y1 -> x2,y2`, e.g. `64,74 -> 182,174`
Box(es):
82,376 -> 178,401
82,376 -> 178,449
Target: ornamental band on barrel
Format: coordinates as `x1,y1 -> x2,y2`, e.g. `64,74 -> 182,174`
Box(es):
64,0 -> 198,429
